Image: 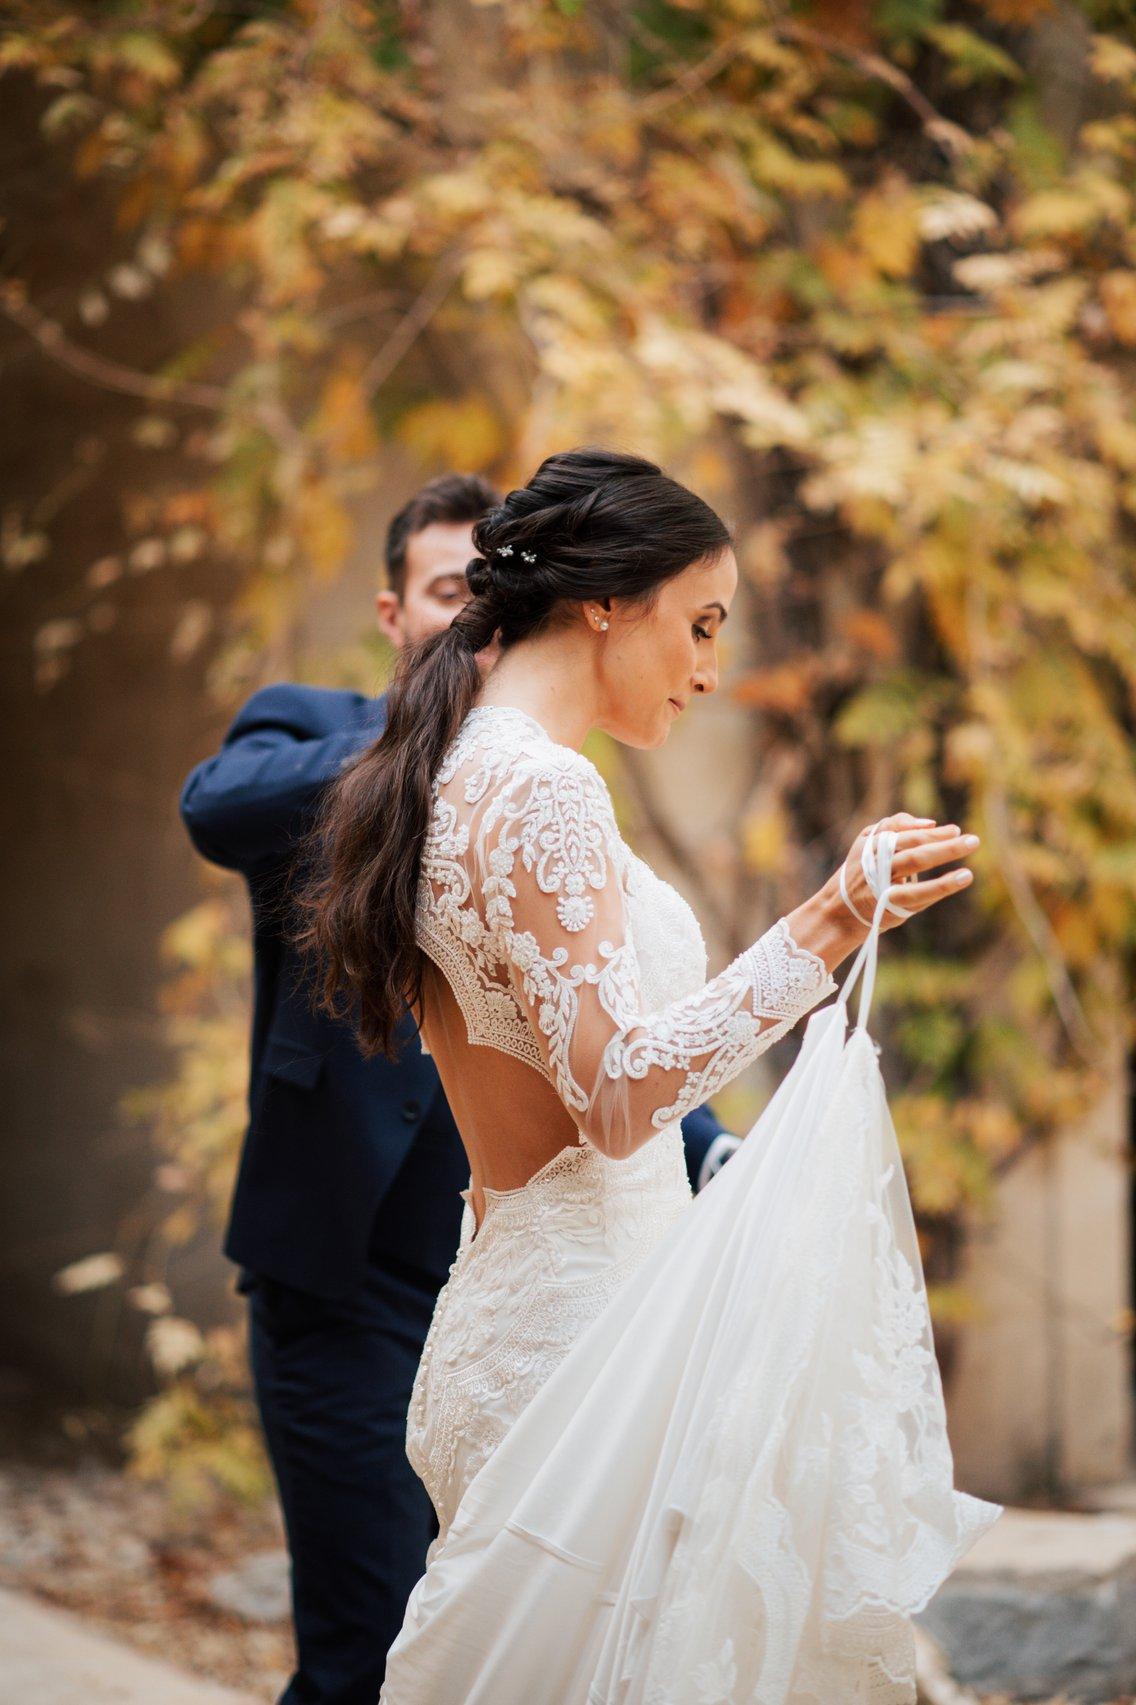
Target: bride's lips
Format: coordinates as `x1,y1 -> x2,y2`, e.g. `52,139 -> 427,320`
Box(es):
667,698 -> 686,714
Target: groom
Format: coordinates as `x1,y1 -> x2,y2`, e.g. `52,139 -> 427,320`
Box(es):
179,471 -> 739,1705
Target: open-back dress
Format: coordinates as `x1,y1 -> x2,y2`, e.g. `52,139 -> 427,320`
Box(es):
381,701 -> 999,1704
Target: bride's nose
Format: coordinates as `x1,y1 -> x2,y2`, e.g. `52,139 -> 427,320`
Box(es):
692,655 -> 718,696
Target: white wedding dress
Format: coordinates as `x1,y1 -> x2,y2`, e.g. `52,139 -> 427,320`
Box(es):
380,702 -> 1000,1704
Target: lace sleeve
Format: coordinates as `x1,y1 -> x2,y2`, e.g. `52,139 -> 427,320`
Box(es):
471,750 -> 837,1160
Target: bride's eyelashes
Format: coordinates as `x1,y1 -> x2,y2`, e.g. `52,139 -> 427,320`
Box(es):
693,624 -> 711,641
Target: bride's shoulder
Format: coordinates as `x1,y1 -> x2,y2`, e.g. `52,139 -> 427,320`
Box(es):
495,742 -> 617,834
453,707 -> 622,851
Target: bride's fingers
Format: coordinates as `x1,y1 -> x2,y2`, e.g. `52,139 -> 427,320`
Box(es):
846,825 -> 961,881
884,866 -> 974,917
858,813 -> 937,838
842,826 -> 963,904
858,822 -> 959,851
842,821 -> 977,928
891,831 -> 979,879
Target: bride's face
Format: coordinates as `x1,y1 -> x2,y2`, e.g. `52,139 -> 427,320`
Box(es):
595,548 -> 738,749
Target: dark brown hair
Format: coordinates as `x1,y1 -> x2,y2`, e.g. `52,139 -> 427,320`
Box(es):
384,471 -> 502,599
290,446 -> 733,1060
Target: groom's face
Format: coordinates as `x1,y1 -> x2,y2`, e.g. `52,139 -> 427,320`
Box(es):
375,520 -> 498,664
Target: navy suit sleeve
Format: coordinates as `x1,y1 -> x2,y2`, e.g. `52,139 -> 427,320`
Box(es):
680,1102 -> 732,1193
179,685 -> 380,876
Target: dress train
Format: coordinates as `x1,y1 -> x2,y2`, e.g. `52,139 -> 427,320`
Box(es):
382,830 -> 1001,1703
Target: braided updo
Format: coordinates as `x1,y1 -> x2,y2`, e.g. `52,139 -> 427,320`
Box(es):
293,445 -> 732,1060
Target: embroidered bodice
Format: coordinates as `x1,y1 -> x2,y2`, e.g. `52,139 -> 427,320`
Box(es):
414,702 -> 837,1160
404,703 -> 838,1540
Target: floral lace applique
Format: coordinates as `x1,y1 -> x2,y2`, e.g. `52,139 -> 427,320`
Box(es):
416,704 -> 837,1158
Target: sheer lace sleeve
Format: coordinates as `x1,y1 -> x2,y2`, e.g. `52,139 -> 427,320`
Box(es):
470,749 -> 837,1160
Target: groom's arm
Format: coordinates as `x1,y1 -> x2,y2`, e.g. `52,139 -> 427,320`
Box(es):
680,1103 -> 740,1194
180,685 -> 381,877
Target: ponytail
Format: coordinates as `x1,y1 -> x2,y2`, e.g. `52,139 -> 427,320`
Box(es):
289,594 -> 499,1059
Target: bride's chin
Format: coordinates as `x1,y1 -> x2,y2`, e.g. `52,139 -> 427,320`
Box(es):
605,707 -> 672,749
614,725 -> 667,751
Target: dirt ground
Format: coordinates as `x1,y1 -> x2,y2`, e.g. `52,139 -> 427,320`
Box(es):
0,1377 -> 292,1701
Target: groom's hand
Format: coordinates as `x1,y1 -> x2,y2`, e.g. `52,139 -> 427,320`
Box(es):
696,1131 -> 740,1193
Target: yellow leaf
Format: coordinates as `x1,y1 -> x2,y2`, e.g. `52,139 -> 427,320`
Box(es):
840,608 -> 900,660
294,480 -> 353,581
53,1253 -> 124,1295
310,367 -> 380,460
1013,173 -> 1130,242
1096,414 -> 1136,471
852,178 -> 922,278
815,236 -> 875,292
1089,31 -> 1136,84
463,248 -> 523,302
1100,270 -> 1136,344
733,657 -> 817,715
396,396 -> 504,470
742,805 -> 789,875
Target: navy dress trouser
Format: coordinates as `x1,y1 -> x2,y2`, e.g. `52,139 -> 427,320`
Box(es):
247,1264 -> 440,1705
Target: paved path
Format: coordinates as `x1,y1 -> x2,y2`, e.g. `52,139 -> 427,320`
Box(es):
0,1585 -> 259,1704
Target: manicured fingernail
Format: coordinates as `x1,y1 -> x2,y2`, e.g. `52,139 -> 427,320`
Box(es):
962,834 -> 979,847
952,869 -> 972,883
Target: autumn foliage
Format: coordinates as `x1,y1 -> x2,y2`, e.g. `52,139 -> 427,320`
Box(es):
4,0 -> 1135,1490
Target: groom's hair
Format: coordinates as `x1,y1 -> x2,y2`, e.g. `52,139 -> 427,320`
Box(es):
291,445 -> 733,1061
385,473 -> 501,600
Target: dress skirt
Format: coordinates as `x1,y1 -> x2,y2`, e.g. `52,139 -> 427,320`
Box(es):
381,925 -> 1001,1704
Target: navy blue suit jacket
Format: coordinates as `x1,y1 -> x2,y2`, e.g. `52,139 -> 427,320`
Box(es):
180,685 -> 728,1302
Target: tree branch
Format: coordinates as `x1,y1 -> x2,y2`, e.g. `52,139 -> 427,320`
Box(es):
0,283 -> 227,411
0,282 -> 308,455
358,246 -> 465,400
632,12 -> 971,156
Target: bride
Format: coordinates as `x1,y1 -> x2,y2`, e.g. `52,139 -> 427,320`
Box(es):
294,447 -> 1000,1702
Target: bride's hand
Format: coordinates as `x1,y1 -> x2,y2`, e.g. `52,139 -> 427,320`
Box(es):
838,812 -> 978,936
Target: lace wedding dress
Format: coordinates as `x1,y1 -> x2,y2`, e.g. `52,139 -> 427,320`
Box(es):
381,702 -> 999,1704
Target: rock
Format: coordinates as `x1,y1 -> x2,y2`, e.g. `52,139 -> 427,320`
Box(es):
207,1549 -> 290,1624
915,1625 -> 980,1704
918,1508 -> 1136,1703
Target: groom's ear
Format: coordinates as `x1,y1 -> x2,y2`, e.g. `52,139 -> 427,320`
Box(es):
375,589 -> 406,650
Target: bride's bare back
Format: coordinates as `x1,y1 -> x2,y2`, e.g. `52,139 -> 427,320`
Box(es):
412,700 -> 836,1235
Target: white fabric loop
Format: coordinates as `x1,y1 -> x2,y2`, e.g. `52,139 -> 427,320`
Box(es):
840,822 -> 917,931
